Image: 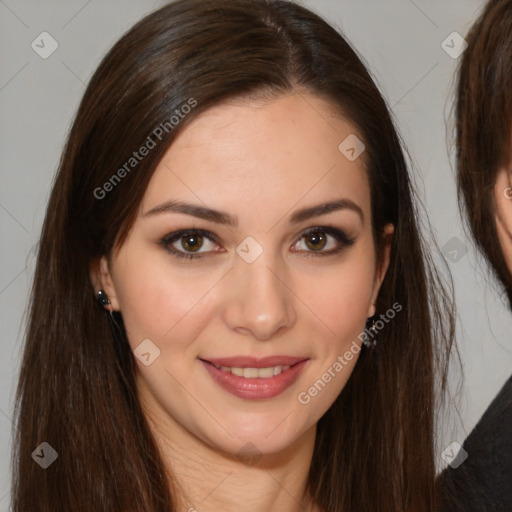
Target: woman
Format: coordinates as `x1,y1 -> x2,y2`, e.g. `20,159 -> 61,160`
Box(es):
436,1 -> 512,510
12,1 -> 454,510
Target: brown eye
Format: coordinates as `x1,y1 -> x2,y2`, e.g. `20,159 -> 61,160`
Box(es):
180,233 -> 204,252
304,232 -> 327,251
160,229 -> 222,260
291,226 -> 356,256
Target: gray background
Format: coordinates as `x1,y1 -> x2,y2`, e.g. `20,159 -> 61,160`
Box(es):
1,0 -> 511,507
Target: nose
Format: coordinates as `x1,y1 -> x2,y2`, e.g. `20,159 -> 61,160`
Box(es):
221,253 -> 297,341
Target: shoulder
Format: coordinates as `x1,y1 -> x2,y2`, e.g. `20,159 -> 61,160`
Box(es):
436,374 -> 512,512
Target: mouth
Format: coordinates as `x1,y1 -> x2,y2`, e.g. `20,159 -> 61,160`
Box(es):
208,363 -> 292,379
199,356 -> 309,400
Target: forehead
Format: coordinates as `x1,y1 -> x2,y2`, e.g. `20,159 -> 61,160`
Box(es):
141,93 -> 370,225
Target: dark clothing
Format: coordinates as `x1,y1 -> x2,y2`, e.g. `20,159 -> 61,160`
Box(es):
436,374 -> 512,511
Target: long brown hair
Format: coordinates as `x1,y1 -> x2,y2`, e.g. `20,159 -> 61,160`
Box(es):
456,0 -> 512,307
12,1 -> 454,510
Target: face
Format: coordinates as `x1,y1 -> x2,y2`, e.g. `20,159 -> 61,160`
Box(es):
94,92 -> 392,458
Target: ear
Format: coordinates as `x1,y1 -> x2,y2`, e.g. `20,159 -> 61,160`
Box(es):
89,255 -> 121,311
367,223 -> 394,317
493,167 -> 512,275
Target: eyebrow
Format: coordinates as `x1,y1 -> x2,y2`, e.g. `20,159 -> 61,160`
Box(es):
143,198 -> 363,226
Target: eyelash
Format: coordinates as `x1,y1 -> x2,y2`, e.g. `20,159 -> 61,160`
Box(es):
159,226 -> 356,261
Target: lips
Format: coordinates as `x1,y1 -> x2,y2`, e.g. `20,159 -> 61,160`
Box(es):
201,355 -> 308,368
199,356 -> 309,400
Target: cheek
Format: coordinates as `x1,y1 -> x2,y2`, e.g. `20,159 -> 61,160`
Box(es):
298,245 -> 376,343
292,255 -> 375,410
112,247 -> 223,346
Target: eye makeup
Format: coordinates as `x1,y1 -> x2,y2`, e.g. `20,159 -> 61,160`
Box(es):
158,225 -> 356,261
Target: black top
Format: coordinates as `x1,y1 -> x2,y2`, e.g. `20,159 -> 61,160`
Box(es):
436,374 -> 512,511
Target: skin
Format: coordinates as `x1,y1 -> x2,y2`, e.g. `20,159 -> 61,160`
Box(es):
494,158 -> 512,275
91,92 -> 393,512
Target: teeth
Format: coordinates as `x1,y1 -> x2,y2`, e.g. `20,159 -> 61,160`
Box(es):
243,367 -> 259,378
214,364 -> 291,378
231,367 -> 244,377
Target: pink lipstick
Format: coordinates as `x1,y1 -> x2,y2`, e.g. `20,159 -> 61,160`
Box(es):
199,356 -> 309,400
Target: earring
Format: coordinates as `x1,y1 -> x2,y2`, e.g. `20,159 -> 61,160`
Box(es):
363,315 -> 378,348
96,290 -> 110,308
369,317 -> 379,337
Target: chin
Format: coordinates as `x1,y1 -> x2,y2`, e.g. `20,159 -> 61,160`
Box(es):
197,412 -> 314,460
